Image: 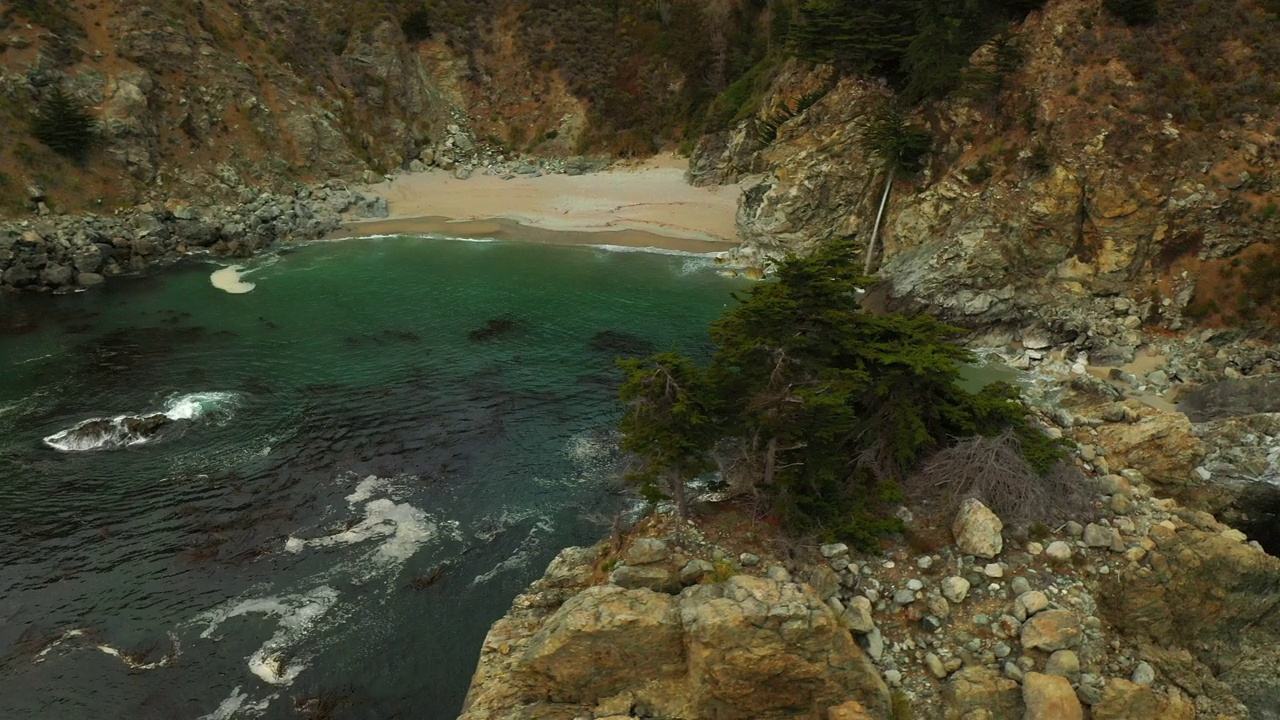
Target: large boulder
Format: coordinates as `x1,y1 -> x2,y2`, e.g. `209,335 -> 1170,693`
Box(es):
1093,411 -> 1205,489
1022,672 -> 1083,720
1020,610 -> 1083,651
942,666 -> 1023,720
522,585 -> 684,703
461,560 -> 891,720
1090,679 -> 1195,720
681,575 -> 890,719
952,498 -> 1004,558
1098,523 -> 1280,718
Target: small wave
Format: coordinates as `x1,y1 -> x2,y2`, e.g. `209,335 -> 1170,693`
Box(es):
43,391 -> 239,452
470,516 -> 554,587
587,243 -> 726,258
33,628 -> 181,670
198,688 -> 274,720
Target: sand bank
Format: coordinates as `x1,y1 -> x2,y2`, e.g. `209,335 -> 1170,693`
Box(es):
337,156 -> 742,251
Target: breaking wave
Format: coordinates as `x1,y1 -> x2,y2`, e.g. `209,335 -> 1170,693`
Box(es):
42,391 -> 239,452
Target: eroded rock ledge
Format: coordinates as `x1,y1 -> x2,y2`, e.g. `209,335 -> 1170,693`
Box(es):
459,541 -> 889,720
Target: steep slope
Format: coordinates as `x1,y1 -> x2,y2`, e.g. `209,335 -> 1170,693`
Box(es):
693,0 -> 1280,342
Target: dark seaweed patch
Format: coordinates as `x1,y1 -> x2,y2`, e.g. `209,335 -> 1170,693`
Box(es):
468,316 -> 523,342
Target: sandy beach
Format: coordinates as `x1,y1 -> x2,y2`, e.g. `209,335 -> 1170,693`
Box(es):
336,156 -> 743,252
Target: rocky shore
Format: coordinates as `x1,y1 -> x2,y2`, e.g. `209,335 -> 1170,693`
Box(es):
461,449 -> 1280,719
0,182 -> 393,294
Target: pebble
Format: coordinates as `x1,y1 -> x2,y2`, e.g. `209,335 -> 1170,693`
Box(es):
739,552 -> 760,566
1132,661 -> 1156,685
993,642 -> 1012,659
917,556 -> 934,570
925,652 -> 947,678
906,578 -> 924,591
1011,577 -> 1032,595
984,563 -> 1004,578
893,589 -> 916,605
1045,541 -> 1073,562
820,543 -> 850,558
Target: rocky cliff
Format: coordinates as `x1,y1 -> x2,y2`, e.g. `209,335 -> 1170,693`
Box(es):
693,0 -> 1280,341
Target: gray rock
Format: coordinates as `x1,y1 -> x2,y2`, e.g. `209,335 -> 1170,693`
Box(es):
893,589 -> 917,605
626,538 -> 670,565
765,565 -> 791,583
1083,523 -> 1118,548
807,565 -> 839,600
680,559 -> 714,585
941,576 -> 971,604
739,552 -> 760,567
925,652 -> 947,679
1015,590 -> 1050,619
1131,661 -> 1155,686
41,263 -> 73,286
860,626 -> 884,660
1011,576 -> 1032,595
76,272 -> 105,286
841,596 -> 875,634
1045,649 -> 1081,682
1045,541 -> 1072,562
953,498 -> 1004,558
820,542 -> 849,558
609,564 -> 678,594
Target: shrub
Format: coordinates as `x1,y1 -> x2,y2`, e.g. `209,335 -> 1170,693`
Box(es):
30,85 -> 97,162
1105,0 -> 1159,26
400,7 -> 432,43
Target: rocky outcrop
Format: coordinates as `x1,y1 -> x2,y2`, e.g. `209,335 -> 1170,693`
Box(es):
0,184 -> 372,293
691,0 -> 1280,335
459,543 -> 890,720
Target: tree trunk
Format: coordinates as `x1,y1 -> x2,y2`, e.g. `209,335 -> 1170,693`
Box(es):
763,436 -> 779,486
671,470 -> 687,523
865,164 -> 895,275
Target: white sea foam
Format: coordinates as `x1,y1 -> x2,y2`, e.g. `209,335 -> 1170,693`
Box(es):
211,265 -> 256,294
197,586 -> 339,686
587,243 -> 724,258
198,687 -> 274,720
285,496 -> 437,567
43,391 -> 238,451
32,628 -> 181,670
470,515 -> 554,587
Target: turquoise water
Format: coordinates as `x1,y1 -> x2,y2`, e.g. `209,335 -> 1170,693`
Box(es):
0,236 -> 745,719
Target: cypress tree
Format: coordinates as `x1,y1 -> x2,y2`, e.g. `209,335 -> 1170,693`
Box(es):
31,85 -> 97,162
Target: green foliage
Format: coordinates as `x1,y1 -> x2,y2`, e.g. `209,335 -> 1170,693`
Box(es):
400,7 -> 432,43
1104,0 -> 1158,26
860,103 -> 932,174
5,0 -> 83,37
617,352 -> 719,518
616,238 -> 1063,546
30,85 -> 97,162
1026,142 -> 1051,175
788,0 -> 1044,101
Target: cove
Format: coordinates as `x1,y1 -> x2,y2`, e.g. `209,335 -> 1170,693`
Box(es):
0,235 -> 746,719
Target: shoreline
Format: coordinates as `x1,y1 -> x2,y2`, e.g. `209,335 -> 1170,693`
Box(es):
337,157 -> 743,254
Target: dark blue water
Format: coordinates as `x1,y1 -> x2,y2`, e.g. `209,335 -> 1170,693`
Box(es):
0,236 -> 745,719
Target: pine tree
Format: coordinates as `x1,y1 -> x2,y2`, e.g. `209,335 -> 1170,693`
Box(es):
859,103 -> 932,273
31,85 -> 97,162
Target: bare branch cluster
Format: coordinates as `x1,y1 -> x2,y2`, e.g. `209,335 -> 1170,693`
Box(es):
908,430 -> 1092,526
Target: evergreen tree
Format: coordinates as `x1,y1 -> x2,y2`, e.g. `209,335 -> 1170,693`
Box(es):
31,85 -> 97,162
615,238 -> 1068,545
1104,0 -> 1158,26
617,352 -> 718,520
859,103 -> 932,273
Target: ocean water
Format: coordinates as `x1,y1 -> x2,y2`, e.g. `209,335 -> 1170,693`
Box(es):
0,236 -> 745,719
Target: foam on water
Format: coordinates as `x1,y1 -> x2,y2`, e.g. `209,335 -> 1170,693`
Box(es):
210,265 -> 256,294
470,515 -> 553,587
285,474 -> 438,570
587,243 -> 724,258
197,586 -> 340,686
198,687 -> 274,720
32,628 -> 181,670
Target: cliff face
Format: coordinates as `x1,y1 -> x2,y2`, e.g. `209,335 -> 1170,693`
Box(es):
693,0 -> 1280,338
0,0 -> 588,214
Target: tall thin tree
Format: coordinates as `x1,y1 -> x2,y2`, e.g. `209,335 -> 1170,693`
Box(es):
858,103 -> 931,274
